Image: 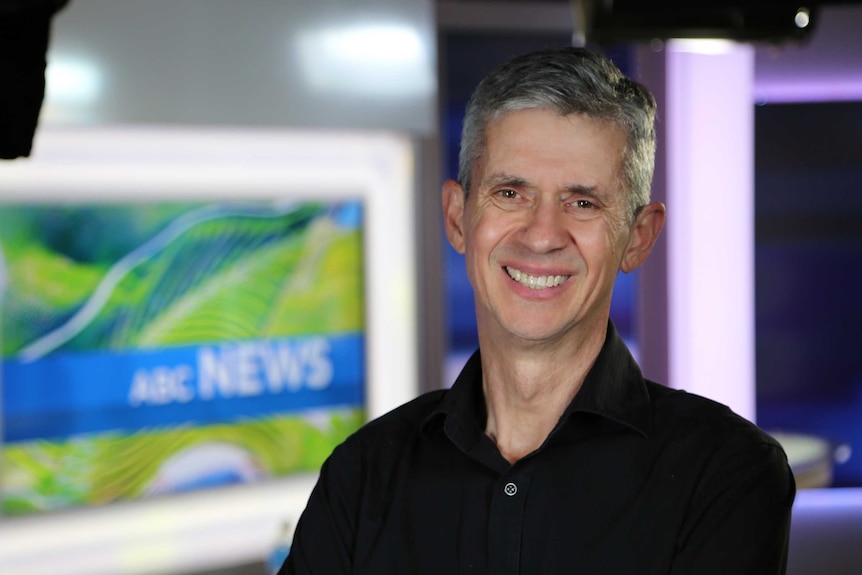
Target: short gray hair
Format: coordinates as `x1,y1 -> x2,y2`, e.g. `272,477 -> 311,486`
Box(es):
458,47 -> 656,221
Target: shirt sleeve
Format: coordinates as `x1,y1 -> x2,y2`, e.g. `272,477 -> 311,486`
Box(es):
669,431 -> 797,575
277,437 -> 361,575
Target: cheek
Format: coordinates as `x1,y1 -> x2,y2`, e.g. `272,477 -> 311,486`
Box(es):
580,228 -> 624,271
597,216 -> 630,260
463,250 -> 489,298
468,214 -> 506,258
462,219 -> 509,291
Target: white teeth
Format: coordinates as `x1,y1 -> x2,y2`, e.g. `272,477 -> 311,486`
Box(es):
505,266 -> 569,290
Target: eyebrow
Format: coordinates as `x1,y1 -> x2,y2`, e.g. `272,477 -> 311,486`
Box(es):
564,183 -> 601,199
481,172 -> 529,190
482,172 -> 601,198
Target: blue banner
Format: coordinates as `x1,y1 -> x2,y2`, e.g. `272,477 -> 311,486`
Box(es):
2,334 -> 364,442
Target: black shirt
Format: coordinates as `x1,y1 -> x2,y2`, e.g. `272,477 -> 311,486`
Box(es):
280,322 -> 795,574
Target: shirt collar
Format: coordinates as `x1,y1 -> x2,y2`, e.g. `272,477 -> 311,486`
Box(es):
421,346 -> 488,451
564,320 -> 653,437
421,321 -> 653,448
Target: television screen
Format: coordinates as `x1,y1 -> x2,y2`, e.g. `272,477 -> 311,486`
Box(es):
0,126 -> 417,574
0,199 -> 366,515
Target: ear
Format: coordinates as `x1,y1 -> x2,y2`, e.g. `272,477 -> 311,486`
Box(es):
442,178 -> 467,254
620,201 -> 665,273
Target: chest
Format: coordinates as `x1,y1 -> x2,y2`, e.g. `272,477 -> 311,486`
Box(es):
351,435 -> 693,575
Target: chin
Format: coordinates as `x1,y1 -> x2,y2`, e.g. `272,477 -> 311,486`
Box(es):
501,317 -> 574,343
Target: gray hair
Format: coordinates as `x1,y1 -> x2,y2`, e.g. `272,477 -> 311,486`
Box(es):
458,47 -> 656,221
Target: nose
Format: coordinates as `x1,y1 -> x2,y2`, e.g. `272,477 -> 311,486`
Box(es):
519,197 -> 569,254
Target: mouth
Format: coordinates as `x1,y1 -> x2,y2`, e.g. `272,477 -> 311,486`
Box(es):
505,266 -> 570,290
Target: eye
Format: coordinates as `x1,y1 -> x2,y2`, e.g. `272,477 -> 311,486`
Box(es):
565,198 -> 596,210
496,188 -> 520,199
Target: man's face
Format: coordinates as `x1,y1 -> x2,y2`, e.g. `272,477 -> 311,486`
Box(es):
444,108 -> 637,345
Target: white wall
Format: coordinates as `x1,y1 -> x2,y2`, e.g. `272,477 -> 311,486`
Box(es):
43,0 -> 437,134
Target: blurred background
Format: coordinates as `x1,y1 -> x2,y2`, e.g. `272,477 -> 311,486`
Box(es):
1,0 -> 861,574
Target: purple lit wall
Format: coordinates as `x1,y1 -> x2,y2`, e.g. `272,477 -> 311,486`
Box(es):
664,42 -> 756,421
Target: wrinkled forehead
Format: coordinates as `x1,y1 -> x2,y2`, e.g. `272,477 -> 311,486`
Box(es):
476,109 -> 629,187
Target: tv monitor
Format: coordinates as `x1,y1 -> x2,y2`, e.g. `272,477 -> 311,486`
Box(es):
0,126 -> 418,573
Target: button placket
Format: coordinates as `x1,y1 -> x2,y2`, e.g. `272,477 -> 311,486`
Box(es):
488,468 -> 532,575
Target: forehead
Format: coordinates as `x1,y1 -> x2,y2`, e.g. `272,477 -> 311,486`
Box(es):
478,109 -> 626,190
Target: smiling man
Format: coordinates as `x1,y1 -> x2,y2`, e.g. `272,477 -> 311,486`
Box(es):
280,47 -> 795,575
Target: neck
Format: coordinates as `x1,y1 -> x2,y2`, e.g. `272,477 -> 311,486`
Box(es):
480,322 -> 607,464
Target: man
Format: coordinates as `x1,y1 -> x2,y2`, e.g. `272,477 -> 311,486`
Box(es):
280,47 -> 795,574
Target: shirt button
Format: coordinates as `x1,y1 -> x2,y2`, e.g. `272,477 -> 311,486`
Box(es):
504,482 -> 518,496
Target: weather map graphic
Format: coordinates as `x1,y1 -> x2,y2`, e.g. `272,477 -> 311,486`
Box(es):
0,200 -> 366,515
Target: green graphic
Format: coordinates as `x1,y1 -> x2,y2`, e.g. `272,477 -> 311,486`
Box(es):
0,201 -> 366,515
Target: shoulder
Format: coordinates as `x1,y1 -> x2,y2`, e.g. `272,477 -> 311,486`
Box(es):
310,389 -> 449,522
645,384 -> 796,565
358,388 -> 448,438
645,381 -> 790,481
645,380 -> 793,494
643,388 -> 796,570
646,380 -> 780,448
328,389 -> 449,467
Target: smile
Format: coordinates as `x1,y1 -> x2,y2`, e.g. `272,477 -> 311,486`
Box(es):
505,266 -> 570,290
